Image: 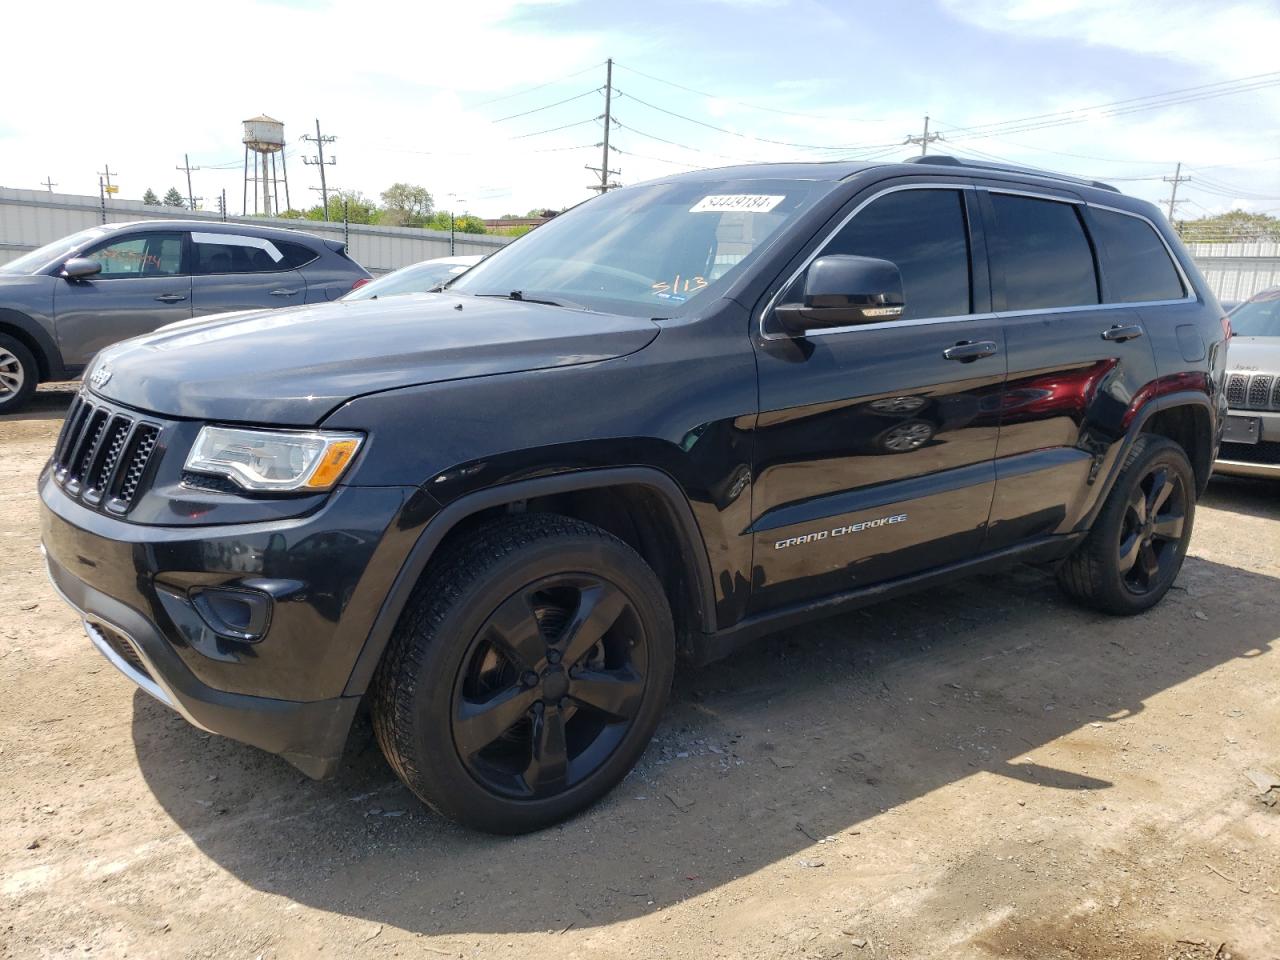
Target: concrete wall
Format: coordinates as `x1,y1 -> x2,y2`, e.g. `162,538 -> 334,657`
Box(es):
0,187 -> 510,274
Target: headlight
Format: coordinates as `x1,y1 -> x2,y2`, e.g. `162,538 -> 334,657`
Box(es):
184,426 -> 363,492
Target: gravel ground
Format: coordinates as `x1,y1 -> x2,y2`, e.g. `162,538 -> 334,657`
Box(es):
2,385 -> 1278,960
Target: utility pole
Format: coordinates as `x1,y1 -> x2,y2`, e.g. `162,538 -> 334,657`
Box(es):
302,119 -> 336,220
98,177 -> 107,224
905,115 -> 942,156
1163,162 -> 1191,223
585,58 -> 621,193
217,189 -> 227,221
97,164 -> 117,200
177,154 -> 201,210
40,176 -> 57,192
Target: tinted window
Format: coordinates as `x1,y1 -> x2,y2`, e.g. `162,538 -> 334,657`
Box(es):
86,233 -> 184,279
278,240 -> 319,269
1091,208 -> 1184,303
990,194 -> 1098,311
813,188 -> 972,321
192,231 -> 291,275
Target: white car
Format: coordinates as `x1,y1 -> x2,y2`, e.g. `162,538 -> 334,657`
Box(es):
344,255 -> 483,301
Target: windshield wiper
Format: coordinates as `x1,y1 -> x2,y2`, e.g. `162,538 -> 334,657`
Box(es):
474,291 -> 587,310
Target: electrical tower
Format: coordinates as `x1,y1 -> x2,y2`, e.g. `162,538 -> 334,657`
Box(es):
905,116 -> 943,156
585,58 -> 621,193
303,119 -> 337,219
1163,162 -> 1191,222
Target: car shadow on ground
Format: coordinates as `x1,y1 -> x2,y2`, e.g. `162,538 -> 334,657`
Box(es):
130,544 -> 1277,938
0,384 -> 75,423
1203,475 -> 1280,521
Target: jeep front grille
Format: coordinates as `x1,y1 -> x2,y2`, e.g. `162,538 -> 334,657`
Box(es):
52,394 -> 164,514
1226,372 -> 1280,412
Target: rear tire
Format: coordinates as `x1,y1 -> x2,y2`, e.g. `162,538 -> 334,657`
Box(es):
1057,435 -> 1196,615
371,513 -> 674,834
0,334 -> 38,415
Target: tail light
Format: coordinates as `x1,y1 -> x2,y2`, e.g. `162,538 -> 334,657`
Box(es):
1221,314 -> 1233,340
351,278 -> 372,291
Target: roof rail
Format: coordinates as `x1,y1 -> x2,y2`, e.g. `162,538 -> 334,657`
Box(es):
903,155 -> 1121,193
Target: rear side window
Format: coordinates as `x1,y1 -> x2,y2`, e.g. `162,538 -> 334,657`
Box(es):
1090,208 -> 1185,303
818,188 -> 972,320
989,194 -> 1098,311
278,240 -> 319,269
192,232 -> 291,275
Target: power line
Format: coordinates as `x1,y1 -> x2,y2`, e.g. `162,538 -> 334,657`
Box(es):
509,115 -> 604,140
614,88 -> 902,152
493,88 -> 602,123
613,61 -> 885,123
468,61 -> 606,109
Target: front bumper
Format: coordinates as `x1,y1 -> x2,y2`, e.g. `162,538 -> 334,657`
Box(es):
39,468 -> 423,777
1214,409 -> 1280,479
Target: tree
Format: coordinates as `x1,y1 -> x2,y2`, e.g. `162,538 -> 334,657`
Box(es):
142,188 -> 160,205
1180,209 -> 1280,242
301,190 -> 379,224
162,187 -> 185,208
426,211 -> 486,234
379,182 -> 434,226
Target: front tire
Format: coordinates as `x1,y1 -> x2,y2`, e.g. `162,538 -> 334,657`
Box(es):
0,334 -> 38,415
1057,435 -> 1196,615
372,513 -> 674,833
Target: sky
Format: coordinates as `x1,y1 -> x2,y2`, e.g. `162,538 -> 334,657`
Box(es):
2,0 -> 1278,221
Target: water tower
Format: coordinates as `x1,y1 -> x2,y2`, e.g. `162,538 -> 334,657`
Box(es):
242,115 -> 291,216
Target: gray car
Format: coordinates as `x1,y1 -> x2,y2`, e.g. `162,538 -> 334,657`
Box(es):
1216,287 -> 1280,480
0,220 -> 370,413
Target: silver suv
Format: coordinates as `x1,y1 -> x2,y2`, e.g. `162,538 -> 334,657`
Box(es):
1217,288 -> 1280,479
0,220 -> 370,413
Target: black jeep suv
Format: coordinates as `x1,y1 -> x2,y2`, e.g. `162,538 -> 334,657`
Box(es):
40,157 -> 1227,833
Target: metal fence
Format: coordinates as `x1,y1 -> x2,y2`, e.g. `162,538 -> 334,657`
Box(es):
1182,240 -> 1280,303
0,187 -> 510,274
3,187 -> 1278,299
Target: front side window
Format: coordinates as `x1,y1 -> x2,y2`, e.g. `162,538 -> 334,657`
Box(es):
801,188 -> 973,321
86,233 -> 184,279
192,232 -> 290,275
989,193 -> 1098,311
1091,208 -> 1185,303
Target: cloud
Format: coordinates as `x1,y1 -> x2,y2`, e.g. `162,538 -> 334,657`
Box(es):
938,0 -> 1280,74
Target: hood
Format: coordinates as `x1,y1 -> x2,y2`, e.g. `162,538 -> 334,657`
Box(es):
1227,336 -> 1280,373
90,293 -> 659,424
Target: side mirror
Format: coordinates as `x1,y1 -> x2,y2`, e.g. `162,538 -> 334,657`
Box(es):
775,255 -> 905,334
61,258 -> 102,280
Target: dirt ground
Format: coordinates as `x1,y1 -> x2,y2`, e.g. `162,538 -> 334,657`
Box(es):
2,386 -> 1278,960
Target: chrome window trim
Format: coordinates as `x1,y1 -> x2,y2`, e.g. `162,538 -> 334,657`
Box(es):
760,183 -> 1197,342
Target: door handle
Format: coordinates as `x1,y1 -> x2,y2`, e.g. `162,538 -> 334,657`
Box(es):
154,293 -> 187,303
1101,324 -> 1144,342
943,340 -> 998,362
269,288 -> 299,297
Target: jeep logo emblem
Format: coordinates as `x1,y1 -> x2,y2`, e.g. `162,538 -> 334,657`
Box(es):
90,365 -> 111,388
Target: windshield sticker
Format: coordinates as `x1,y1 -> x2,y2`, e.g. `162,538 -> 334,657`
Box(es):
690,194 -> 785,214
652,274 -> 708,299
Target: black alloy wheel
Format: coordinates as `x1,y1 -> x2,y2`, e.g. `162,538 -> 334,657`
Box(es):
452,574 -> 650,799
1116,464 -> 1187,595
372,513 -> 673,833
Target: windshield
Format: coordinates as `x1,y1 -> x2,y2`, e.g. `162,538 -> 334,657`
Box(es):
450,178 -> 831,317
344,259 -> 479,301
0,227 -> 110,275
1230,290 -> 1280,337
